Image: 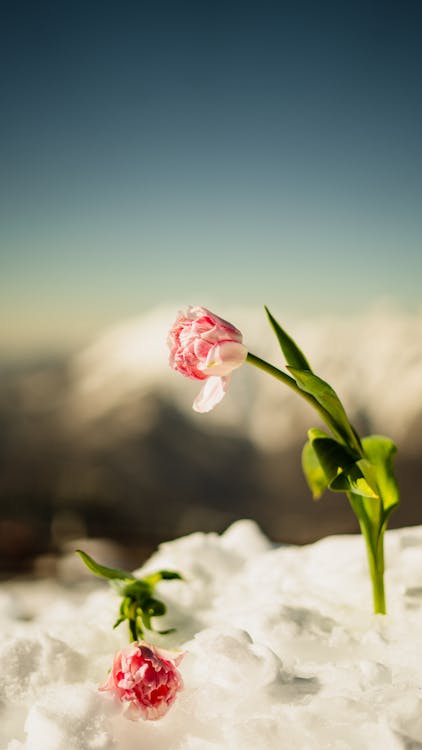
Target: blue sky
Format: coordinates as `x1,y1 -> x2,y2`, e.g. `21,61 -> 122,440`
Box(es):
1,2 -> 421,359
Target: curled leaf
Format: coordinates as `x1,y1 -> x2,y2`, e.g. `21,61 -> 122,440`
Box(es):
301,439 -> 328,500
362,435 -> 400,513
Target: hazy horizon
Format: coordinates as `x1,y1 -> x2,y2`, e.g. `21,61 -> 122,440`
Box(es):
2,297 -> 422,367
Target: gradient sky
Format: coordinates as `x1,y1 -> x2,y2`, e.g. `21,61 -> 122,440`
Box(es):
1,1 -> 421,360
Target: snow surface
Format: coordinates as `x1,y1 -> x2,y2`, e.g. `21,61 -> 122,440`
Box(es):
3,520 -> 422,749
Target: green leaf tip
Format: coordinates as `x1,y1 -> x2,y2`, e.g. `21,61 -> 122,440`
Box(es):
143,570 -> 184,587
75,549 -> 136,581
159,570 -> 184,580
264,306 -> 311,371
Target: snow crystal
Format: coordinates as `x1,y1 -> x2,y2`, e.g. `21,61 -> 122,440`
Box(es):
2,519 -> 422,749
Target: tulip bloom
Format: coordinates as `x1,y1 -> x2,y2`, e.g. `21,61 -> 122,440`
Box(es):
100,641 -> 184,721
167,306 -> 247,412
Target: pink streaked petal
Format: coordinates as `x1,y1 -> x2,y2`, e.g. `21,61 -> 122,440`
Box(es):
187,306 -> 241,335
151,646 -> 185,668
193,337 -> 211,359
185,305 -> 204,319
193,375 -> 229,413
199,319 -> 242,342
202,341 -> 248,376
179,327 -> 196,347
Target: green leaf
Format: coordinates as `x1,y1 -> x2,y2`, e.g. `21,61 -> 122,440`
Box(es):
144,597 -> 166,617
76,550 -> 136,582
264,307 -> 311,370
307,431 -> 378,499
138,609 -> 152,631
288,368 -> 360,450
120,597 -> 131,617
309,433 -> 356,484
308,427 -> 331,441
159,570 -> 184,580
361,435 -> 400,513
129,619 -> 138,642
113,615 -> 126,629
356,458 -> 380,495
301,440 -> 329,499
117,580 -> 152,599
143,570 -> 183,587
330,462 -> 379,498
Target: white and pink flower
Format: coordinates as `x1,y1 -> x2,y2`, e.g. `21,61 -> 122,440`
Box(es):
167,306 -> 247,412
100,641 -> 184,721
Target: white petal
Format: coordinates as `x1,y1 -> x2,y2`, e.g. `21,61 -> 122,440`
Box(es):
193,376 -> 229,413
202,342 -> 247,376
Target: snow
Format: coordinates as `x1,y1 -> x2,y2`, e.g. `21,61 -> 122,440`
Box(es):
3,519 -> 422,749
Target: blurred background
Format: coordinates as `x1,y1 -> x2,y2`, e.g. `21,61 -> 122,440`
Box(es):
1,1 -> 421,578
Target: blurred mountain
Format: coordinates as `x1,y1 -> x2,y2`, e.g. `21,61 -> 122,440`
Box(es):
1,305 -> 422,573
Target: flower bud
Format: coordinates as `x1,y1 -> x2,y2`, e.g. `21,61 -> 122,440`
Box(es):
167,306 -> 247,412
100,641 -> 184,721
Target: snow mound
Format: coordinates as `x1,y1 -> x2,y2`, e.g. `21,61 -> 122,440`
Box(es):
3,520 -> 422,749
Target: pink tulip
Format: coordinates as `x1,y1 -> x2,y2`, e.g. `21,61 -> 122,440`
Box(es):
100,641 -> 184,721
167,306 -> 247,412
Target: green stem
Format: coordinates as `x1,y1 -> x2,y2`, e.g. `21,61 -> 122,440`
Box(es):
246,352 -> 355,448
356,517 -> 386,615
246,351 -> 390,614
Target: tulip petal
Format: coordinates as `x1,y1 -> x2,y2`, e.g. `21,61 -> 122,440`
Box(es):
201,342 -> 248,376
100,641 -> 183,721
193,376 -> 229,413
